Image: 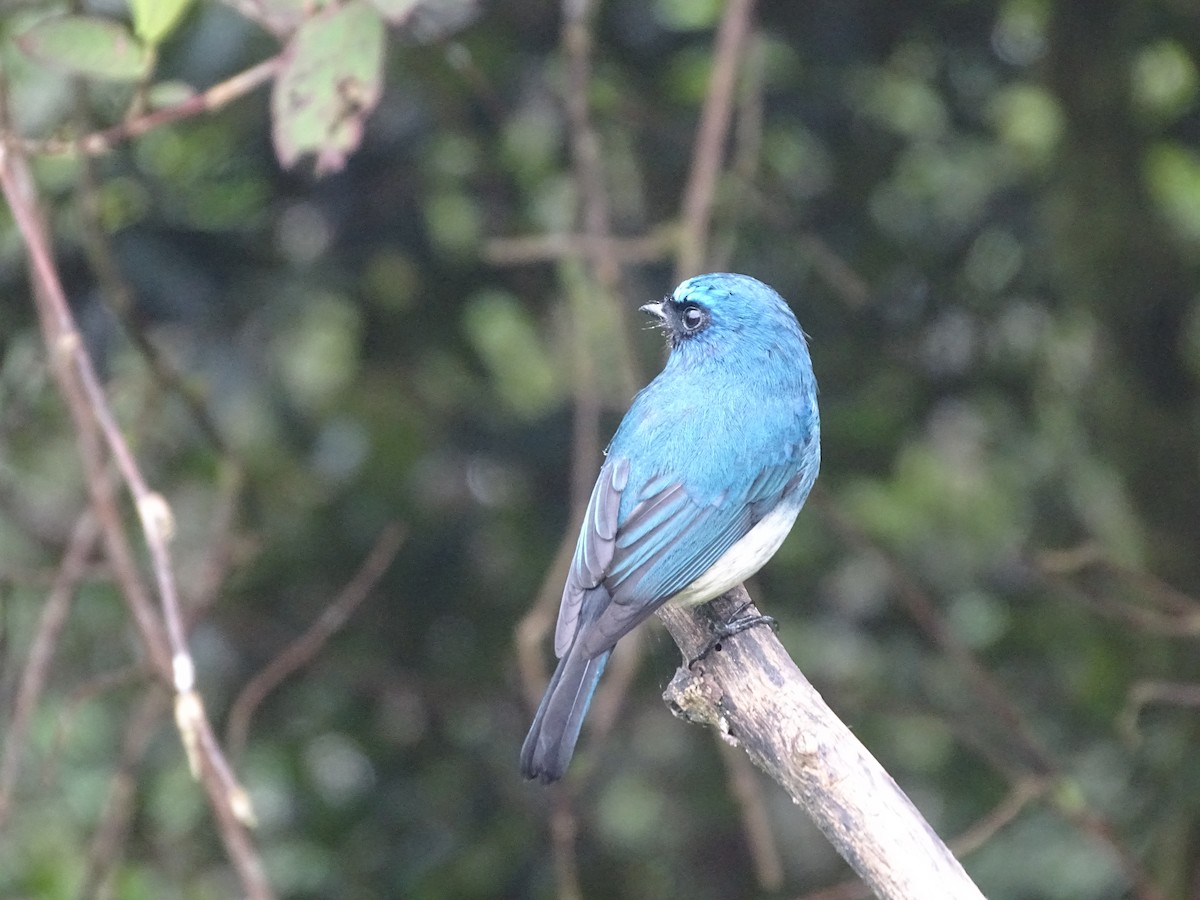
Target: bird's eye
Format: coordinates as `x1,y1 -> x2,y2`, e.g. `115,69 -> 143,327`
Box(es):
681,305 -> 705,331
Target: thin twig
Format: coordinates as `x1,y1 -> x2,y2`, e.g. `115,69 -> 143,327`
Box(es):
0,510 -> 99,831
560,0 -> 637,507
0,75 -> 270,897
1119,680 -> 1200,743
71,96 -> 231,456
517,0 -> 655,773
513,528 -> 583,900
1043,572 -> 1200,635
675,0 -> 757,281
709,27 -> 765,272
949,779 -> 1046,858
225,524 -> 405,757
6,145 -> 173,680
185,462 -> 251,622
483,230 -> 676,267
816,490 -> 1168,899
562,0 -> 623,299
512,9 -> 642,899
515,530 -> 579,711
799,234 -> 871,309
815,489 -> 1056,776
1037,547 -> 1200,635
717,739 -> 784,892
2,103 -> 192,693
550,788 -> 583,900
19,56 -> 282,158
77,688 -> 170,900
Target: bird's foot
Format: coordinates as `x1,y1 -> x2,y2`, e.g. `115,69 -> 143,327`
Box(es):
687,601 -> 778,667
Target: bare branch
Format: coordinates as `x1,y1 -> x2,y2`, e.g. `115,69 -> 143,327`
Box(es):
795,782 -> 1043,900
1051,804 -> 1166,900
78,688 -> 170,900
717,739 -> 784,892
559,0 -> 640,509
226,524 -> 405,757
1038,546 -> 1200,635
0,75 -> 269,897
515,531 -> 578,711
19,56 -> 281,159
707,28 -> 765,272
561,0 -> 623,297
1,109 -> 192,692
676,0 -> 757,281
799,234 -> 872,310
0,510 -> 99,831
71,100 -> 232,455
657,587 -> 986,900
949,779 -> 1046,858
816,489 -> 1057,775
483,230 -> 676,267
816,492 -> 1168,898
550,788 -> 583,900
1120,680 -> 1200,743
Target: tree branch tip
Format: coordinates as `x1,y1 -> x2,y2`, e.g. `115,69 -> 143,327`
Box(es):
174,689 -> 204,777
231,787 -> 259,828
173,653 -> 196,694
138,492 -> 176,543
55,330 -> 83,363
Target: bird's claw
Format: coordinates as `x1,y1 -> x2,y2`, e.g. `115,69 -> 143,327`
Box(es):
687,604 -> 778,667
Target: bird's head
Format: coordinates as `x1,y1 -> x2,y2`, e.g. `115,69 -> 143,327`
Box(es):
641,272 -> 803,352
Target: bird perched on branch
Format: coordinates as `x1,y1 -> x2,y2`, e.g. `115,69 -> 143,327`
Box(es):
520,273 -> 821,783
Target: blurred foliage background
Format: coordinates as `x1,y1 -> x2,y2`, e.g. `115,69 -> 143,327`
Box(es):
1,0 -> 1199,897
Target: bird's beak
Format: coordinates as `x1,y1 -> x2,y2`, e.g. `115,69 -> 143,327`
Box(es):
640,301 -> 666,321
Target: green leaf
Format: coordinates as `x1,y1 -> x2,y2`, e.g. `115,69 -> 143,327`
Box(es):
16,15 -> 151,82
271,1 -> 386,174
129,0 -> 196,46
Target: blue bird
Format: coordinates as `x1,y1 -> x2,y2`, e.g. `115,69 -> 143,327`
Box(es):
520,273 -> 820,782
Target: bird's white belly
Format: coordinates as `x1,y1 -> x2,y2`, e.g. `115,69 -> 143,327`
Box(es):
668,494 -> 803,608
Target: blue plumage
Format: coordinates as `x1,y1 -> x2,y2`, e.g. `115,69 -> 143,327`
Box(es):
520,273 -> 820,782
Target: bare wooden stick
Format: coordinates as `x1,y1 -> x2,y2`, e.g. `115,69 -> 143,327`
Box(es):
657,586 -> 986,900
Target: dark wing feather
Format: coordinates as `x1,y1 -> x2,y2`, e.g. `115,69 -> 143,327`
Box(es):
557,450 -> 803,660
554,457 -> 628,656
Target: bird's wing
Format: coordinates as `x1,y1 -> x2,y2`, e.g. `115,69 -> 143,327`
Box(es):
554,453 -> 800,659
553,456 -> 629,656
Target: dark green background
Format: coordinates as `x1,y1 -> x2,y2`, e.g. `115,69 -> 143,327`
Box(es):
2,0 -> 1199,897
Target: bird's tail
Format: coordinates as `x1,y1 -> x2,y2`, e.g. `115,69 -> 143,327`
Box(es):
519,644 -> 611,782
